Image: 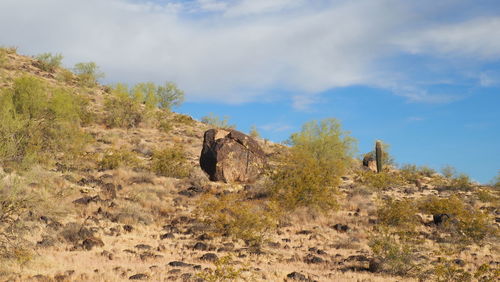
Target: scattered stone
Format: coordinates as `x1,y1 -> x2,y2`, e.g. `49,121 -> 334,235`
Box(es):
304,254 -> 324,264
168,269 -> 181,274
296,230 -> 313,235
362,154 -> 377,172
169,261 -> 193,267
200,129 -> 266,183
454,259 -> 466,267
82,237 -> 104,250
178,186 -> 204,197
135,244 -> 153,250
101,182 -> 116,199
129,273 -> 148,280
123,225 -> 133,232
287,272 -> 308,281
180,273 -> 192,281
160,233 -> 175,239
193,242 -> 208,251
73,195 -> 101,205
369,258 -> 383,273
197,233 -> 213,241
433,214 -> 450,225
200,253 -> 218,262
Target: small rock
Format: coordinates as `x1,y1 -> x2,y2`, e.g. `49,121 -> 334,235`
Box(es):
160,233 -> 175,239
304,254 -> 324,264
193,242 -> 208,251
287,272 -> 308,280
168,261 -> 193,267
180,273 -> 192,281
454,259 -> 466,267
73,195 -> 101,205
433,214 -> 450,225
178,186 -> 204,197
135,244 -> 152,250
331,224 -> 349,232
129,273 -> 148,280
82,237 -> 104,250
296,230 -> 313,235
123,225 -> 133,232
369,258 -> 383,273
200,253 -> 218,262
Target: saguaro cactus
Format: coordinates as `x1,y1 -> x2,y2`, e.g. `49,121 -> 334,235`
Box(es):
375,140 -> 383,173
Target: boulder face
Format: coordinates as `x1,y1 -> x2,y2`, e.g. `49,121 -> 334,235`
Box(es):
200,129 -> 266,183
362,154 -> 377,172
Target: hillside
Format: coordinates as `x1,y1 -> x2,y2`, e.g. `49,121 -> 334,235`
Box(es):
0,48 -> 498,282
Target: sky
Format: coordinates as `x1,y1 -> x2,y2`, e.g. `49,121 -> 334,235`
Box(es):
0,0 -> 499,183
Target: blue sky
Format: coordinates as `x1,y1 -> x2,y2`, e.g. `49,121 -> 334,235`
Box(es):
0,0 -> 499,183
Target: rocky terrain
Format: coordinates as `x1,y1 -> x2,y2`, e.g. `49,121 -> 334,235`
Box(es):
0,48 -> 498,281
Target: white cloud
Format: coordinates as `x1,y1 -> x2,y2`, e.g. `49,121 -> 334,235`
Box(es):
0,0 -> 498,105
260,122 -> 293,132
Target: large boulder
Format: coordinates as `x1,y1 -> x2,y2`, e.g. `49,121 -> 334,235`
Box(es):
362,154 -> 377,172
200,129 -> 266,183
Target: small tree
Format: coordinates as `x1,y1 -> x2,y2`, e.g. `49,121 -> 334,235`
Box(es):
131,82 -> 158,109
249,125 -> 260,138
493,170 -> 500,188
269,118 -> 357,212
73,62 -> 104,87
35,53 -> 63,72
201,113 -> 236,129
156,81 -> 184,110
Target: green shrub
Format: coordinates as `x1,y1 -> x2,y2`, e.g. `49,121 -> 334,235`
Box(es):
0,76 -> 89,168
419,195 -> 495,244
0,49 -> 7,67
358,170 -> 405,190
441,165 -> 457,179
197,193 -> 278,247
197,255 -> 249,282
269,119 -> 356,213
99,149 -> 140,170
56,68 -> 74,83
377,197 -> 419,233
73,62 -> 104,87
35,52 -> 63,72
104,84 -> 143,128
493,170 -> 500,188
156,81 -> 184,110
201,113 -> 236,129
369,230 -> 422,276
131,82 -> 158,109
151,146 -> 190,178
448,173 -> 473,191
249,125 -> 260,138
433,258 -> 472,282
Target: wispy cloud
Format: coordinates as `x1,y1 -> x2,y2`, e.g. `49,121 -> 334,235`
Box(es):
260,122 -> 293,132
0,0 -> 498,105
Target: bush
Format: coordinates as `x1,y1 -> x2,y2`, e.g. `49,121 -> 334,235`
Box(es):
201,113 -> 236,129
419,195 -> 495,244
377,197 -> 420,233
56,68 -> 74,83
104,84 -> 143,128
73,62 -> 104,87
433,258 -> 472,282
0,76 -> 89,168
441,165 -> 457,179
197,255 -> 249,282
369,230 -> 422,276
196,193 -> 278,247
35,53 -> 63,72
156,81 -> 184,110
448,173 -> 473,191
494,170 -> 500,188
358,170 -> 405,190
99,148 -> 140,170
151,146 -> 190,178
249,125 -> 260,138
0,49 -> 7,67
269,119 -> 356,213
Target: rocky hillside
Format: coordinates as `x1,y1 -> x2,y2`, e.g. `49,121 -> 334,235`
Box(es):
0,48 -> 498,282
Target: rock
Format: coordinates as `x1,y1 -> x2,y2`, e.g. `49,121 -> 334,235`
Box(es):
454,259 -> 466,267
304,254 -> 324,264
200,129 -> 266,183
178,186 -> 205,197
193,242 -> 208,251
73,195 -> 101,205
433,214 -> 450,225
168,261 -> 193,267
123,225 -> 134,232
200,253 -> 218,262
287,272 -> 308,281
362,154 -> 377,172
369,258 -> 383,273
180,273 -> 192,281
129,273 -> 149,280
331,224 -> 349,232
296,230 -> 313,235
82,237 -> 104,250
160,233 -> 175,239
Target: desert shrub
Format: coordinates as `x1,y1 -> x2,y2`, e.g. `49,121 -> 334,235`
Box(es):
56,68 -> 74,83
171,113 -> 195,126
419,195 -> 495,244
104,84 -> 143,128
493,171 -> 500,188
269,119 -> 356,213
131,82 -> 158,109
35,52 -> 63,72
99,148 -> 140,170
156,81 -> 184,109
369,230 -> 422,276
0,76 -> 89,168
73,62 -> 104,87
197,255 -> 249,282
448,173 -> 473,191
151,146 -> 190,178
474,264 -> 500,282
0,48 -> 7,67
476,189 -> 497,203
377,197 -> 419,233
441,165 -> 457,179
433,258 -> 472,282
249,125 -> 260,138
201,113 -> 236,129
358,170 -> 405,190
155,111 -> 173,132
196,193 -> 278,247
418,165 -> 436,177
